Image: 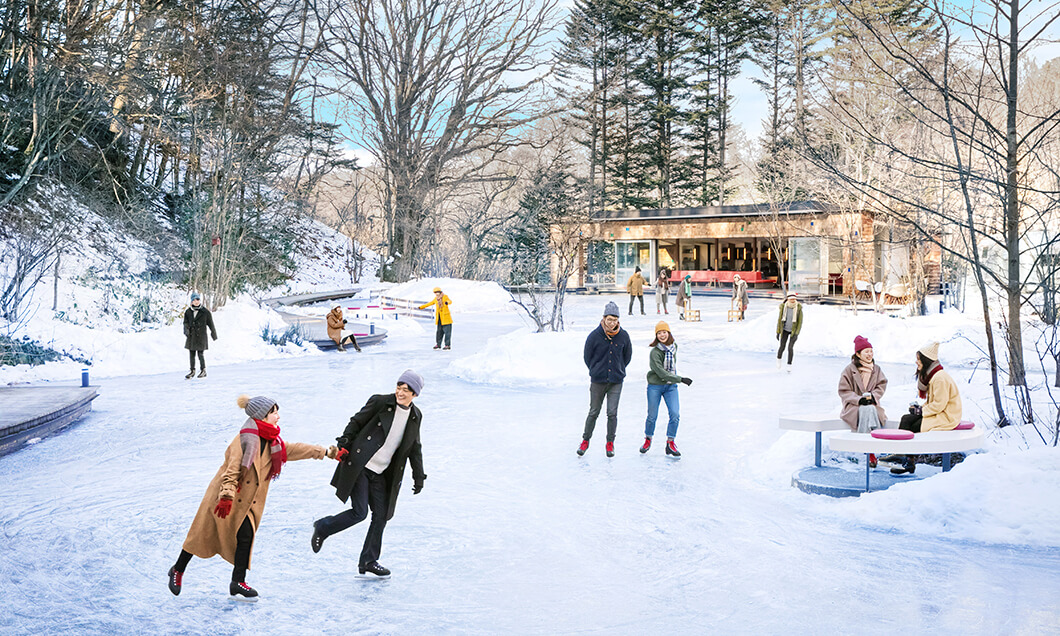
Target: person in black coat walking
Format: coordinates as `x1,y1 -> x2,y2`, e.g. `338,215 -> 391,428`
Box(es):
183,292 -> 217,379
311,370 -> 427,578
578,301 -> 633,458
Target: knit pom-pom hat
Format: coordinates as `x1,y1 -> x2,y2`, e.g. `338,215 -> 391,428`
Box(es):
237,394 -> 277,420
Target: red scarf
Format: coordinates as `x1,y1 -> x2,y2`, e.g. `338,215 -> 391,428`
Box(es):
918,362 -> 943,399
239,418 -> 287,481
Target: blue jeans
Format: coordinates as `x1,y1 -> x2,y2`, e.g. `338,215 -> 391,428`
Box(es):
644,383 -> 680,438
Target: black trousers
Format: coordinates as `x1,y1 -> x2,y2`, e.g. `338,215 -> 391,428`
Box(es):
435,323 -> 452,347
174,515 -> 254,582
629,294 -> 644,314
188,350 -> 206,370
899,413 -> 923,433
314,470 -> 389,567
777,330 -> 797,363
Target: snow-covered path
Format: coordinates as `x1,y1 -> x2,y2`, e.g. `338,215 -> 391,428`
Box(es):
1,296 -> 1058,634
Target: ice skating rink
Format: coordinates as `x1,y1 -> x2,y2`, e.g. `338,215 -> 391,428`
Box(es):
2,295 -> 1058,634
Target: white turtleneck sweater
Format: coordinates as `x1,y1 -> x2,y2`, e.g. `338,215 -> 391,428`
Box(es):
365,404 -> 411,474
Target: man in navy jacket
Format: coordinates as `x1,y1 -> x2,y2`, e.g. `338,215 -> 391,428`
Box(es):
578,301 -> 633,458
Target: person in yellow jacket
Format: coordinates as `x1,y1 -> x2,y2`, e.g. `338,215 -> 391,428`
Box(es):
889,341 -> 963,475
418,287 -> 453,350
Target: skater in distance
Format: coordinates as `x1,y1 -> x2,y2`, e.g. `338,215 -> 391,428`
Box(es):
418,287 -> 453,350
183,292 -> 217,379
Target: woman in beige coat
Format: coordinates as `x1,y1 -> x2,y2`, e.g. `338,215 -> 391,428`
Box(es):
837,335 -> 888,433
167,394 -> 344,601
327,303 -> 360,352
890,341 -> 963,475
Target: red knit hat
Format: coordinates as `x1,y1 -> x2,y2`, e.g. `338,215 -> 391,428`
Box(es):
854,335 -> 872,353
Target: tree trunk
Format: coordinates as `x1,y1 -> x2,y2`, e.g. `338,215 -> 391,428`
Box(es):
1005,0 -> 1026,386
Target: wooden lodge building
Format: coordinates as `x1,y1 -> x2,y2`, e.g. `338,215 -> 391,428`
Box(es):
560,201 -> 934,300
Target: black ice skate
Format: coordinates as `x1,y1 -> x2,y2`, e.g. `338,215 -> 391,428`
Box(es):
640,437 -> 652,454
358,562 -> 391,578
197,369 -> 207,378
229,581 -> 259,602
185,370 -> 195,379
167,566 -> 182,596
311,525 -> 326,553
665,439 -> 681,458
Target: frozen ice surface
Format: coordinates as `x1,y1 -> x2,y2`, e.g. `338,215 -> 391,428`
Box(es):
1,295 -> 1058,634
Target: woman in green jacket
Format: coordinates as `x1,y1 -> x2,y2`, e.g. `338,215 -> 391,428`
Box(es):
775,292 -> 803,370
641,321 -> 693,458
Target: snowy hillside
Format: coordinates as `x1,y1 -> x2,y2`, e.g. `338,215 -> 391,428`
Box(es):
0,192 -> 382,384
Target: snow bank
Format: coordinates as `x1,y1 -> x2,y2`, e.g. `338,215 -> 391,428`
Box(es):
838,445 -> 1060,547
385,277 -> 516,313
718,303 -> 989,365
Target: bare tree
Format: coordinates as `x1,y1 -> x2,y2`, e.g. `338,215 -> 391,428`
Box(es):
805,0 -> 1060,425
321,0 -> 557,281
0,184 -> 80,321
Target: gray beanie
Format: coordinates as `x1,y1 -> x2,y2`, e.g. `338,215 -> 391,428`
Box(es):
603,301 -> 620,317
397,369 -> 424,396
239,395 -> 276,420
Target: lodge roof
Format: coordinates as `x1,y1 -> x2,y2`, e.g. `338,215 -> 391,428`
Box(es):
592,200 -> 838,221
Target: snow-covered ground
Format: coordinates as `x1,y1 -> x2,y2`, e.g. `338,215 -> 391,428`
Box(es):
1,290 -> 1059,634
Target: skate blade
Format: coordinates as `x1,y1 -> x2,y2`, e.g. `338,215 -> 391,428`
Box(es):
355,574 -> 390,580
229,596 -> 259,603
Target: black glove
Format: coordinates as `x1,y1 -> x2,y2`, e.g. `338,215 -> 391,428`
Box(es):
858,397 -> 871,406
909,403 -> 922,416
776,332 -> 780,341
413,480 -> 424,494
343,319 -> 347,325
336,435 -> 350,448
680,377 -> 693,386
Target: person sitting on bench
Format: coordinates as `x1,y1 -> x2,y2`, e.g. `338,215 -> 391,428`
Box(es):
889,341 -> 962,475
327,303 -> 361,352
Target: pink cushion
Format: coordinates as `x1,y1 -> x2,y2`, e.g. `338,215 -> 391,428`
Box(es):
871,428 -> 914,440
955,421 -> 975,430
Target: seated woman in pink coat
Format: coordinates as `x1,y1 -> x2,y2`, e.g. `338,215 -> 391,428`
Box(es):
838,335 -> 888,465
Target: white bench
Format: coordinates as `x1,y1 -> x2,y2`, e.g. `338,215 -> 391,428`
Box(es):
829,427 -> 984,492
779,417 -> 849,467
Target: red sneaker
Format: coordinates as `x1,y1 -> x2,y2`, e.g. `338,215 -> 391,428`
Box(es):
576,439 -> 589,456
640,437 -> 652,454
605,441 -> 615,457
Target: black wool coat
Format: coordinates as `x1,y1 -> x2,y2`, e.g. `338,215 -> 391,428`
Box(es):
183,306 -> 217,351
331,393 -> 426,521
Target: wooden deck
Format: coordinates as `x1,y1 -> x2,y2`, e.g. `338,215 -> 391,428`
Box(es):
0,386 -> 98,457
